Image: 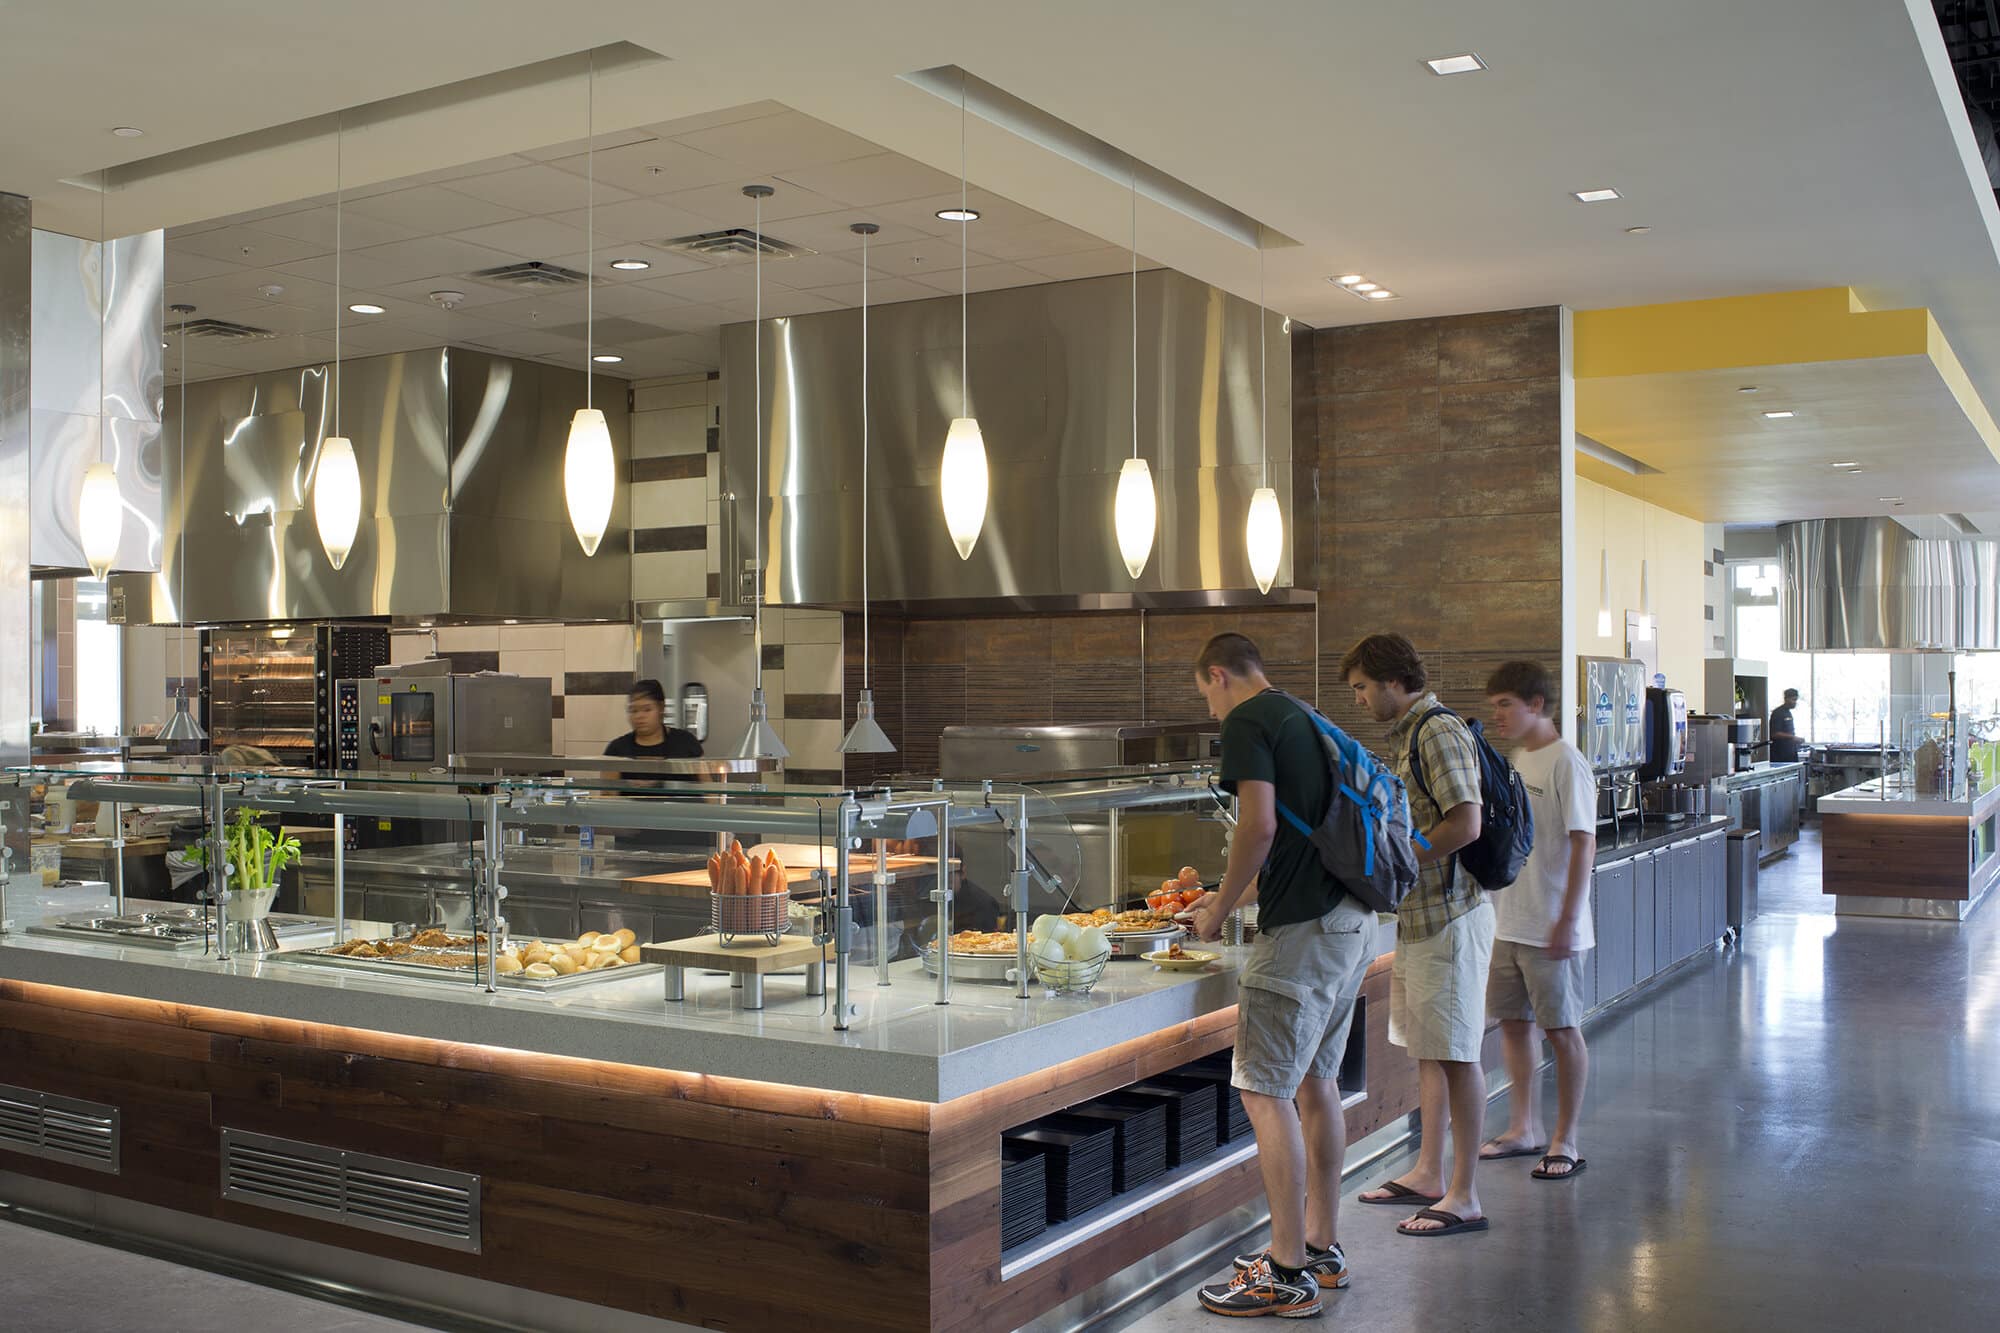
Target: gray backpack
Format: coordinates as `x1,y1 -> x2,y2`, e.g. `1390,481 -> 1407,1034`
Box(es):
1269,692 -> 1426,914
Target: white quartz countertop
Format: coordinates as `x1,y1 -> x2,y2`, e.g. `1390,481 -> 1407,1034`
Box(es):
0,885 -> 1247,1103
1818,777 -> 2000,818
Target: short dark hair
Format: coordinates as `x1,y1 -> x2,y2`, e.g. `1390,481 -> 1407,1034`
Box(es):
1486,660 -> 1554,716
1340,633 -> 1427,693
1195,633 -> 1265,679
1783,688 -> 1800,702
629,678 -> 666,705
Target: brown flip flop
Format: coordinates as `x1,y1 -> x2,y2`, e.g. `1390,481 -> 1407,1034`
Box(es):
1532,1154 -> 1587,1181
1358,1180 -> 1442,1206
1479,1139 -> 1548,1161
1397,1207 -> 1490,1238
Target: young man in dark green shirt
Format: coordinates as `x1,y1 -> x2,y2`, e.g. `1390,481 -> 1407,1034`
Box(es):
1186,633 -> 1374,1319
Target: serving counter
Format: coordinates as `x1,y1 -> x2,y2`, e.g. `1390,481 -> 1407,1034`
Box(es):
1818,777 -> 2000,919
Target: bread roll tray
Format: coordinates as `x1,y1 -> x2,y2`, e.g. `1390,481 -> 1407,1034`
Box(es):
277,936 -> 664,991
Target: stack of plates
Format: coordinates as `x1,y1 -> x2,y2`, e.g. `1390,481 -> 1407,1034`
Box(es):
1002,1120 -> 1116,1222
1177,1054 -> 1254,1144
1124,1076 -> 1220,1168
1000,1146 -> 1048,1250
1049,1099 -> 1168,1195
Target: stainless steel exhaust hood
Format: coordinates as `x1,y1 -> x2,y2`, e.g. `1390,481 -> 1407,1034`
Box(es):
720,268 -> 1300,611
1779,517 -> 2000,651
134,347 -> 630,624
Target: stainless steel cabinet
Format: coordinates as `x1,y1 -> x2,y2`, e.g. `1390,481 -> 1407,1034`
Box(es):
1632,851 -> 1657,981
1593,859 -> 1636,1002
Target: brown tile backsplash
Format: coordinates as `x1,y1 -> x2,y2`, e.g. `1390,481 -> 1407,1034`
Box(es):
784,693 -> 842,721
631,455 -> 709,483
564,671 -> 635,696
633,524 -> 707,553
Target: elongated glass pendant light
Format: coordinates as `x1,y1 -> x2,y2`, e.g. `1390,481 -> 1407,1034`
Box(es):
1114,169 -> 1156,580
79,172 -> 122,579
841,221 -> 894,754
735,183 -> 787,760
160,300 -> 206,744
1636,474 -> 1654,642
315,115 -> 361,570
1596,483 -> 1613,637
939,70 -> 989,560
564,51 -> 615,557
1245,241 -> 1283,595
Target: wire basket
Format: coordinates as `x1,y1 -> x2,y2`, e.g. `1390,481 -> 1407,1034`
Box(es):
1030,946 -> 1112,996
711,891 -> 787,946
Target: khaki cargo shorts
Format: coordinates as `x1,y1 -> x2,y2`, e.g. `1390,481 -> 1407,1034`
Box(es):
1388,900 -> 1495,1063
1486,938 -> 1588,1031
1231,899 -> 1374,1100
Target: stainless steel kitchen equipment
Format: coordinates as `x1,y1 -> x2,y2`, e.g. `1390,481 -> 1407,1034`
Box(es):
1579,657 -> 1647,828
338,661 -> 551,775
1726,716 -> 1764,772
1640,686 -> 1689,781
1779,517 -> 2000,652
938,722 -> 1216,781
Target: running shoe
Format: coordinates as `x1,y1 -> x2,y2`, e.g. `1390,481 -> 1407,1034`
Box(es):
1197,1255 -> 1323,1318
1232,1241 -> 1349,1289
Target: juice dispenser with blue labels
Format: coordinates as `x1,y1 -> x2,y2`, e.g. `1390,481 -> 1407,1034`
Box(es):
1579,657 -> 1648,826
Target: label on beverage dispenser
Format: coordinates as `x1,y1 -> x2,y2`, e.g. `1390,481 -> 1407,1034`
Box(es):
1593,691 -> 1613,727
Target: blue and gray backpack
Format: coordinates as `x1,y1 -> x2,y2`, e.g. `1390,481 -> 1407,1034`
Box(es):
1268,691 -> 1425,915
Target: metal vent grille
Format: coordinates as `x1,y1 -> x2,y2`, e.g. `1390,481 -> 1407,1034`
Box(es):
661,228 -> 807,260
220,1129 -> 480,1252
467,260 -> 588,290
0,1083 -> 120,1174
176,317 -> 276,342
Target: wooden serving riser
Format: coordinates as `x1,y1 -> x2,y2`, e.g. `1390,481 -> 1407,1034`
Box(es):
640,933 -> 834,1008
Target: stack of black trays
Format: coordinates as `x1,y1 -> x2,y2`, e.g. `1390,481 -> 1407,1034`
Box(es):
1123,1076 -> 1220,1168
1002,1119 -> 1116,1223
1000,1145 -> 1049,1249
1050,1098 -> 1169,1194
1176,1053 -> 1254,1144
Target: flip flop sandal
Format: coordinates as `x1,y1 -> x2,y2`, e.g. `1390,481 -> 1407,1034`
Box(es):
1478,1140 -> 1548,1160
1397,1207 -> 1490,1238
1532,1154 -> 1587,1181
1358,1180 -> 1443,1207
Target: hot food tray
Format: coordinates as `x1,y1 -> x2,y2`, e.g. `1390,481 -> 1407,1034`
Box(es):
278,934 -> 663,991
920,941 -> 1027,983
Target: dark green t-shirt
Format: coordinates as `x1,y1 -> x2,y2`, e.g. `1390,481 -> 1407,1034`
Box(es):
1218,689 -> 1343,930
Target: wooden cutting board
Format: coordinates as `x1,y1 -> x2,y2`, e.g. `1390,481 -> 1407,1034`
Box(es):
640,934 -> 833,974
621,855 -> 937,899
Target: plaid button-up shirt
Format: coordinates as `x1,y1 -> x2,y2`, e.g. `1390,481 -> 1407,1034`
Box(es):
1386,693 -> 1486,943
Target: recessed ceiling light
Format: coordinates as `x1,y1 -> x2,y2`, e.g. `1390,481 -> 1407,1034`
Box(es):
257,283 -> 285,298
1762,409 -> 1795,419
1877,497 -> 1902,503
1573,188 -> 1622,203
1625,225 -> 1652,235
1738,386 -> 1760,394
1332,274 -> 1366,286
1424,53 -> 1487,76
609,258 -> 650,271
592,354 -> 623,364
110,126 -> 144,138
1366,289 -> 1397,300
936,207 -> 980,222
348,303 -> 385,315
1830,461 -> 1859,468
1351,282 -> 1379,292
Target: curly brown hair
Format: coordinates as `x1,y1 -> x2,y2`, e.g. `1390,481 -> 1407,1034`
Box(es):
1338,633 -> 1427,693
1484,660 -> 1554,716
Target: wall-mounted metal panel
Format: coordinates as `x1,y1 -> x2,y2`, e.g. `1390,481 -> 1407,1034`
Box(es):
1780,517 -> 2000,651
29,229 -> 164,573
1,192 -> 31,874
721,269 -> 1293,608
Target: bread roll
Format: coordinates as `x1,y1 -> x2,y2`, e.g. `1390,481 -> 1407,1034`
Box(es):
496,953 -> 524,974
613,928 -> 637,948
577,930 -> 601,947
547,952 -> 579,975
523,962 -> 559,979
589,935 -> 621,955
521,942 -> 552,965
620,944 -> 642,964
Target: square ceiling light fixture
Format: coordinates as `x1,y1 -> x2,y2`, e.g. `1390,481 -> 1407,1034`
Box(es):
1763,410 -> 1796,419
1329,273 -> 1397,301
1573,187 -> 1622,203
1424,53 -> 1487,75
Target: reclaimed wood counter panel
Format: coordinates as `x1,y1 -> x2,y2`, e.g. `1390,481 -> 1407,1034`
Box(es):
1821,811 -> 1976,900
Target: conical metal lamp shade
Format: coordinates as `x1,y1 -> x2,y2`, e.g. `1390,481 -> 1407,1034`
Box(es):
839,687 -> 896,754
733,686 -> 790,760
159,692 -> 207,744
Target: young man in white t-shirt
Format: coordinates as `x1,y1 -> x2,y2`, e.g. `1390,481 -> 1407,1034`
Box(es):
1479,661 -> 1596,1182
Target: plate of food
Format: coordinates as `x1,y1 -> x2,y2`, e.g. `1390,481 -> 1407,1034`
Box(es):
1142,940 -> 1221,971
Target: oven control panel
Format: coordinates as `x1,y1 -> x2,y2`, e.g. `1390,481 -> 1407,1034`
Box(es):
335,679 -> 361,771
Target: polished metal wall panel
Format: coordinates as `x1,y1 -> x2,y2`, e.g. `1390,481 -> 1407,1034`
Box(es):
1,193 -> 31,873
1779,517 -> 2000,651
721,268 -> 1292,607
28,229 -> 163,573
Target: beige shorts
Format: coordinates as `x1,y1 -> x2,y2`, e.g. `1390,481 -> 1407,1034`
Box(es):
1487,939 -> 1588,1030
1389,901 -> 1495,1063
1231,900 -> 1375,1100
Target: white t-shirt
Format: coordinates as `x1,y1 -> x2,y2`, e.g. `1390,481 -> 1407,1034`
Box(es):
1494,737 -> 1597,950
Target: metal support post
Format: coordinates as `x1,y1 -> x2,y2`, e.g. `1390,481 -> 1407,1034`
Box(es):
332,811 -> 346,944
1107,806 -> 1124,915
209,780 -> 231,962
108,801 -> 124,915
933,798 -> 954,1006
833,798 -> 856,1030
1013,793 -> 1032,1000
481,793 -> 506,994
875,837 -> 894,987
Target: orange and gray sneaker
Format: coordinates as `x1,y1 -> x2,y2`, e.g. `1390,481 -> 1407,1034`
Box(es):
1233,1241 -> 1349,1289
1197,1254 -> 1323,1318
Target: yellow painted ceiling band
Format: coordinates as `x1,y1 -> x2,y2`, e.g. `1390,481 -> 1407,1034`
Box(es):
1574,287 -> 1932,379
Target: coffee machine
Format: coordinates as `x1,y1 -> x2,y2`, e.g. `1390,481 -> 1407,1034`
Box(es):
1579,657 -> 1647,830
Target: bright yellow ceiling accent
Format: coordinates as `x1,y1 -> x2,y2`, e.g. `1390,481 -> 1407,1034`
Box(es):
1574,287 -> 1932,380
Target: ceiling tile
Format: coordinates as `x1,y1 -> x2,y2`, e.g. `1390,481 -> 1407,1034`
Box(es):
516,127 -> 662,163
634,265 -> 787,306
448,216 -> 593,261
761,250 -> 863,288
469,293 -> 594,329
243,207 -> 425,251
872,190 -> 1050,237
1019,248 -> 1159,282
953,262 -> 1046,295
662,179 -> 840,226
337,235 -> 518,287
445,163 -> 635,215
269,248 -> 428,296
970,217 -> 1115,263
541,138 -> 749,197
770,210 -> 935,254
171,225 -> 327,268
772,152 -> 962,207
164,250 -> 243,284
342,184 -> 528,235
544,243 -> 713,282
639,102 -> 789,140
545,196 -> 728,248
675,110 -> 885,173
800,275 -> 949,308
861,233 -> 1003,278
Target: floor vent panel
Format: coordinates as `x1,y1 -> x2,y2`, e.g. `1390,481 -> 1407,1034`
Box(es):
0,1083 -> 119,1174
220,1129 -> 480,1252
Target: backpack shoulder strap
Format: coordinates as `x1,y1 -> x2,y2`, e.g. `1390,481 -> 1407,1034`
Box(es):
1405,705 -> 1453,808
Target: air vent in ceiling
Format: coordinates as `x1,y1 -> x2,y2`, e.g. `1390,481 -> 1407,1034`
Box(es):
468,260 -> 589,291
220,1128 -> 481,1252
661,228 -> 806,261
176,318 -> 276,342
0,1082 -> 120,1174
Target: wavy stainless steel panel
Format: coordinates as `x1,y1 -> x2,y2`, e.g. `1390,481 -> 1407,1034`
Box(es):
28,229 -> 163,573
1779,517 -> 2000,651
722,269 -> 1293,607
1,192 -> 30,874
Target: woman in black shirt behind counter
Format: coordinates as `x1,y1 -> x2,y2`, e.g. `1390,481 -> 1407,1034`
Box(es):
603,679 -> 702,776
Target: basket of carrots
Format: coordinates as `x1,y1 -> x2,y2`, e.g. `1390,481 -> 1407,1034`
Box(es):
708,840 -> 790,945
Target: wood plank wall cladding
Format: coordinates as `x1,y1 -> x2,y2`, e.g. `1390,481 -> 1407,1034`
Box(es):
1304,307 -> 1567,738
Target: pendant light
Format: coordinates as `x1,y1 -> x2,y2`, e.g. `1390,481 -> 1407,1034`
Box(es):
1245,241 -> 1283,595
735,183 -> 787,761
840,222 -> 894,755
79,172 -> 122,579
564,51 -> 615,557
160,300 -> 206,745
939,70 -> 989,560
1635,473 -> 1654,642
1113,169 -> 1156,580
314,116 -> 361,570
1596,483 -> 1612,637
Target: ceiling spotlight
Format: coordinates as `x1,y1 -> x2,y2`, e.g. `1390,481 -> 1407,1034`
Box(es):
1830,461 -> 1859,468
1738,386 -> 1760,394
1366,289 -> 1396,300
1351,282 -> 1379,292
1877,496 -> 1903,503
257,283 -> 285,298
110,126 -> 144,138
1762,409 -> 1795,419
1424,53 -> 1487,76
592,353 -> 623,363
1332,274 -> 1366,286
936,207 -> 980,222
1625,225 -> 1652,235
1573,188 -> 1622,203
348,302 -> 385,315
609,258 -> 651,271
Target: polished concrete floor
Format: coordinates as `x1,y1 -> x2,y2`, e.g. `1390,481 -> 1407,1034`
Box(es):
5,829 -> 1997,1331
1118,828 -> 2000,1331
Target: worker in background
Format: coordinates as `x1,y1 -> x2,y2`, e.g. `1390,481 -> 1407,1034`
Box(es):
1769,688 -> 1803,763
